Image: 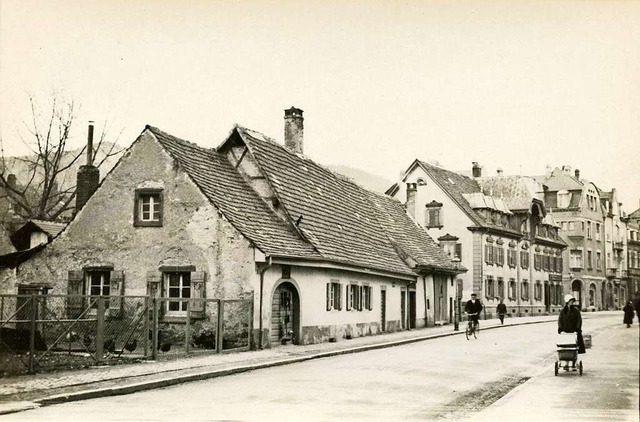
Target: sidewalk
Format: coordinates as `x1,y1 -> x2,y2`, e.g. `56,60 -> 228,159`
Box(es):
0,314 -> 558,415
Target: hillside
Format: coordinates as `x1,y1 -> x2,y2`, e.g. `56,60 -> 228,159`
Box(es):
327,165 -> 394,194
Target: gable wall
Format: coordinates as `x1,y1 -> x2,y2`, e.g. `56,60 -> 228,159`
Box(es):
15,132 -> 256,299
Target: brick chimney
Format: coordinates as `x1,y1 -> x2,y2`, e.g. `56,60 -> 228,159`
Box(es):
472,162 -> 482,178
75,121 -> 100,214
284,107 -> 304,154
406,182 -> 417,220
574,169 -> 580,180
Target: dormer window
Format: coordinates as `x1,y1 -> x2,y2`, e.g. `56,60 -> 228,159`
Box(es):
134,189 -> 163,227
557,190 -> 570,208
425,200 -> 443,228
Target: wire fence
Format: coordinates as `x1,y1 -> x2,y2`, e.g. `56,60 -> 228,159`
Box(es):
0,294 -> 253,377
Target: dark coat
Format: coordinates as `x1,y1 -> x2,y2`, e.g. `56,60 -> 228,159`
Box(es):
558,305 -> 586,353
497,303 -> 507,315
558,305 -> 582,333
464,299 -> 483,314
623,303 -> 635,325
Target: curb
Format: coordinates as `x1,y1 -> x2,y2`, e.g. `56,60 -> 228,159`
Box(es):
3,318 -> 557,414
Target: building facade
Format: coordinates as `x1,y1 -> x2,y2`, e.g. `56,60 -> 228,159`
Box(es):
2,109 -> 463,348
387,161 -> 566,320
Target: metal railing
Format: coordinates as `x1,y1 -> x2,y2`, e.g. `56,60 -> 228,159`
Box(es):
0,294 -> 252,376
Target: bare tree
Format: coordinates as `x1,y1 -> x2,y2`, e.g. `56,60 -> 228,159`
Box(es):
0,96 -> 123,224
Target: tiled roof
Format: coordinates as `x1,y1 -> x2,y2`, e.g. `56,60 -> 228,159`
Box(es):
475,175 -> 543,212
534,168 -> 583,192
148,126 -> 318,259
149,125 -> 458,276
235,127 -> 460,275
416,161 -> 519,235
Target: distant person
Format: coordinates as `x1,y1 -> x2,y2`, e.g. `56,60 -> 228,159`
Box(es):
633,293 -> 640,324
623,301 -> 635,328
496,299 -> 507,325
464,293 -> 483,330
558,294 -> 586,354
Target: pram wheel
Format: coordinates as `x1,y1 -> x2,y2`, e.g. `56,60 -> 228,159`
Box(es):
554,361 -> 558,376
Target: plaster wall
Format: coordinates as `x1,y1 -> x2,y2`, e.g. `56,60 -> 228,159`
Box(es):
15,132 -> 257,303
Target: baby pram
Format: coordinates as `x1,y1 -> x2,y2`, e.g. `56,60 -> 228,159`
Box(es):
555,332 -> 583,376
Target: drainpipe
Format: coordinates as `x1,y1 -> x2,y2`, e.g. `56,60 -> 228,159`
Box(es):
422,275 -> 428,327
258,257 -> 273,350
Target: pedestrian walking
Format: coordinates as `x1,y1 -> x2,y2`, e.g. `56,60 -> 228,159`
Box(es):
496,299 -> 507,324
623,301 -> 635,328
558,294 -> 586,354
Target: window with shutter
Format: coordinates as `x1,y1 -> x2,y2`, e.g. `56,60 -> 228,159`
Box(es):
108,270 -> 124,317
326,283 -> 332,311
67,270 -> 85,318
146,271 -> 161,297
190,271 -> 206,319
346,284 -> 351,311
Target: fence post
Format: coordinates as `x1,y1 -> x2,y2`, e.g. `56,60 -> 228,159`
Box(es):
185,301 -> 191,354
28,295 -> 36,374
216,299 -> 223,353
151,298 -> 159,360
248,293 -> 254,350
95,297 -> 105,364
143,296 -> 150,358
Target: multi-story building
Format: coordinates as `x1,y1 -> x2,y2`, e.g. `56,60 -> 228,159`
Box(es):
536,166 -> 631,310
387,161 -> 566,321
599,189 -> 629,309
625,204 -> 640,300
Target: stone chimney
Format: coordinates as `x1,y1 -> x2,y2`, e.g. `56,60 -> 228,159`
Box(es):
406,182 -> 417,220
284,107 -> 304,154
574,169 -> 580,180
472,162 -> 482,178
75,121 -> 100,214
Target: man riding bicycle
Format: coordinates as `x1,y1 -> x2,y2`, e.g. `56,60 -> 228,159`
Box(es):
464,293 -> 483,329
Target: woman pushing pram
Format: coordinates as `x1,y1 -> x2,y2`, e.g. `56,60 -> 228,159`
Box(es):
557,294 -> 586,354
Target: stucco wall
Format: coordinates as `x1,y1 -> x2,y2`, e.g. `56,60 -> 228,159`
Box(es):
15,132 -> 257,302
260,264 -> 415,345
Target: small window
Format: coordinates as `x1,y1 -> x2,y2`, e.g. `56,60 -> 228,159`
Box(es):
165,272 -> 190,314
497,277 -> 504,299
326,281 -> 342,311
508,279 -> 516,300
134,189 -> 163,227
87,271 -> 111,308
425,200 -> 443,228
570,250 -> 583,269
534,281 -> 542,301
485,276 -> 495,298
520,251 -> 529,269
521,280 -> 529,301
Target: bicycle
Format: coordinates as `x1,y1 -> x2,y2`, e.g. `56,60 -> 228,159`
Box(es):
465,312 -> 480,340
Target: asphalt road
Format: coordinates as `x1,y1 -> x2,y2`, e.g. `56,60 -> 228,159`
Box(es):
5,313 -> 637,422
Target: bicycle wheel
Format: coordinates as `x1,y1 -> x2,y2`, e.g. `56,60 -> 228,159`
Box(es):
465,325 -> 470,340
475,323 -> 479,338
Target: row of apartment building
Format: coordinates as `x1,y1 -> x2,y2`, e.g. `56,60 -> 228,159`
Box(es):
387,163 -> 639,317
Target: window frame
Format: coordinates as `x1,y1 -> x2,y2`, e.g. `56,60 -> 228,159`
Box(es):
134,188 -> 164,227
164,271 -> 191,316
86,270 -> 111,308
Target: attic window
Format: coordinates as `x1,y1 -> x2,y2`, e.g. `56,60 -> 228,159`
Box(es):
134,189 -> 163,227
425,201 -> 443,229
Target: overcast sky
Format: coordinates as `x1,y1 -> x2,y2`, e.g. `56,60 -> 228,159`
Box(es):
1,0 -> 639,211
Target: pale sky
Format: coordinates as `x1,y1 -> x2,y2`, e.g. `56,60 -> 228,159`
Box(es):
1,0 -> 639,211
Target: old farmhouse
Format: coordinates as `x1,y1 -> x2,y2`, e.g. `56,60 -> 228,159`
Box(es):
2,108 -> 464,348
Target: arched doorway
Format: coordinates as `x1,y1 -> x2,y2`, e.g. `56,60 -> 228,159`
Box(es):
588,283 -> 596,308
270,281 -> 301,345
571,279 -> 582,307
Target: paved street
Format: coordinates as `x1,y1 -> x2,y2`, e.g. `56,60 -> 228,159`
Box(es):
4,313 -> 637,421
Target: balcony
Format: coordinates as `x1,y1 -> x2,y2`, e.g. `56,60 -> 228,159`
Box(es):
613,241 -> 624,251
566,229 -> 584,238
620,269 -> 629,279
606,267 -> 618,278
